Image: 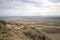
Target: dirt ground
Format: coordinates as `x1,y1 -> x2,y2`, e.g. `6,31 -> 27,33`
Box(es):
0,18 -> 60,40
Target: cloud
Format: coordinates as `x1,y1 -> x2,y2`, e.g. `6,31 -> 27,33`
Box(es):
17,0 -> 38,4
49,0 -> 60,3
0,0 -> 60,16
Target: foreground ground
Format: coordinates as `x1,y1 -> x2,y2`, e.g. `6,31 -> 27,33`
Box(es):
0,18 -> 60,40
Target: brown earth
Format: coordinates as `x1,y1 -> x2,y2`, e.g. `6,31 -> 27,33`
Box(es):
0,18 -> 60,40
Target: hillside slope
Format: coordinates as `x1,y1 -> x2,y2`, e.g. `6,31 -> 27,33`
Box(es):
0,20 -> 51,40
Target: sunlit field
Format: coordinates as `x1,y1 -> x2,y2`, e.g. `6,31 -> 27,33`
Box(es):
0,18 -> 60,40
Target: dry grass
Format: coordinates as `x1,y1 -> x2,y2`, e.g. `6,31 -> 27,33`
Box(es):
0,18 -> 60,40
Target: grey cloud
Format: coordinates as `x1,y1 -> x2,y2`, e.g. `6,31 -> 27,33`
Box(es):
16,0 -> 38,4
1,0 -> 14,2
0,0 -> 39,4
0,0 -> 43,9
49,0 -> 60,3
18,0 -> 43,7
0,6 -> 15,9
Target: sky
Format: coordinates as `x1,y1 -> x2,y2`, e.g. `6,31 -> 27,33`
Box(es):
0,0 -> 60,16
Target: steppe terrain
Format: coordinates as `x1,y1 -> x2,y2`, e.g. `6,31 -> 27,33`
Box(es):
0,18 -> 60,40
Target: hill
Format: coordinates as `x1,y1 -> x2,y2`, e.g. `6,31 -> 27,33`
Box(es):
0,19 -> 51,40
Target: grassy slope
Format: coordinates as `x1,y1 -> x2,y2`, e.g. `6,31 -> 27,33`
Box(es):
0,18 -> 60,40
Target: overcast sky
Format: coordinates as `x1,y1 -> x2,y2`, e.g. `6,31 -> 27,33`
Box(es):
0,0 -> 60,16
